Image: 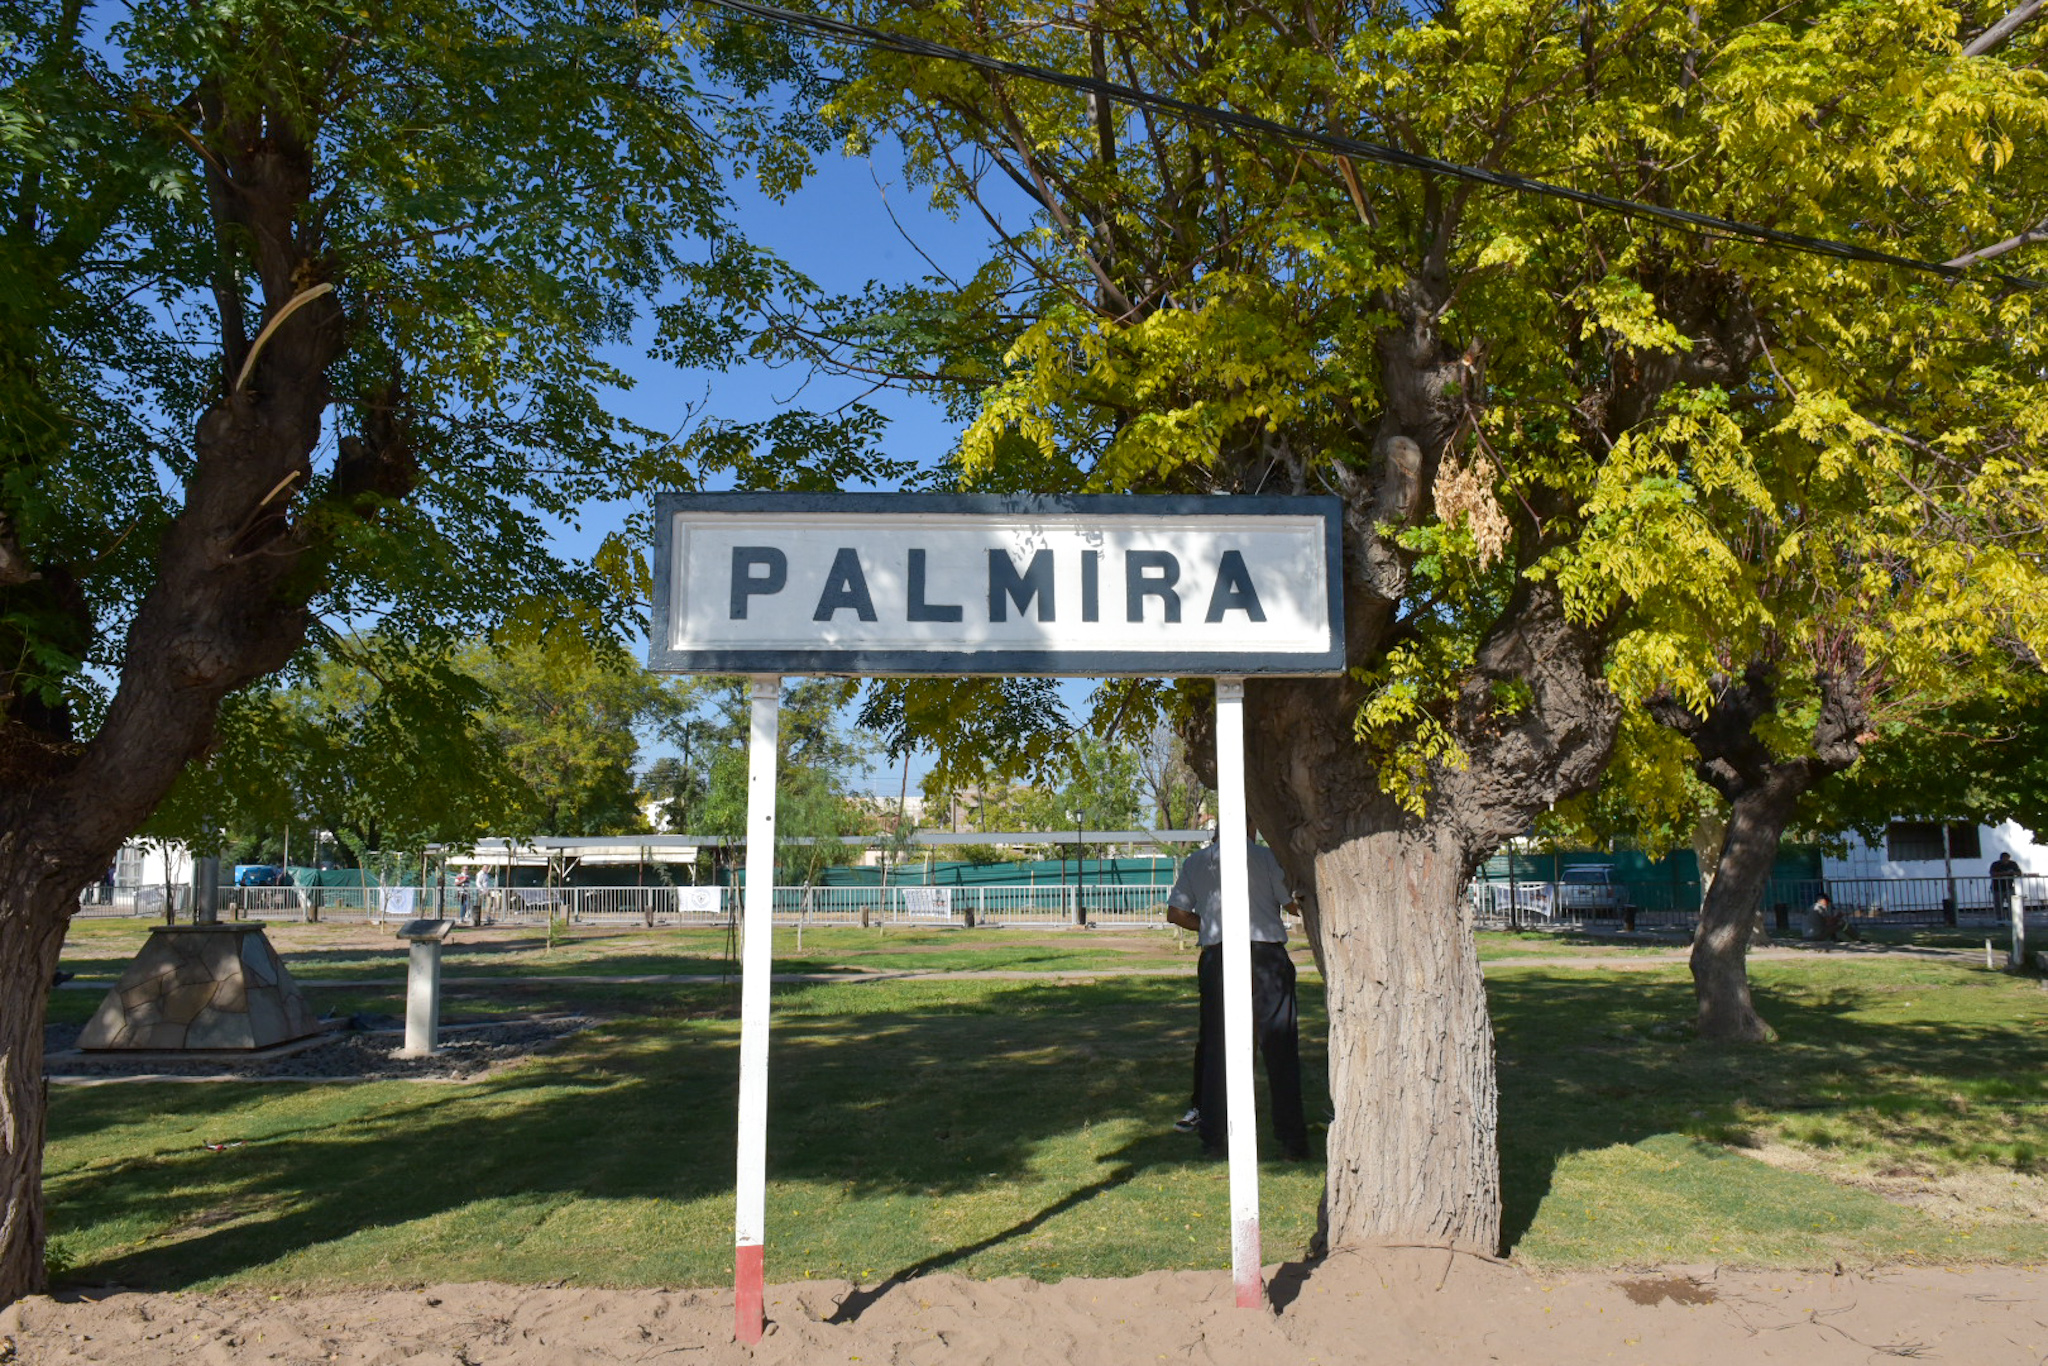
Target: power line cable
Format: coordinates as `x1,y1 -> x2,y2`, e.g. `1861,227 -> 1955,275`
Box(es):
694,0 -> 2043,292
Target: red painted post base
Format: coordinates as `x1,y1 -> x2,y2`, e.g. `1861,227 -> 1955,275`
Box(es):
735,1242 -> 765,1344
1234,1216 -> 1263,1309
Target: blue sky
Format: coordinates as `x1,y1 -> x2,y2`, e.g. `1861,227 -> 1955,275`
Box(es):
594,148 -> 981,497
583,142 -> 1093,793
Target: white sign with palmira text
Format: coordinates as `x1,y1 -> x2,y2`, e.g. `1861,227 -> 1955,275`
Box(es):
648,493 -> 1344,677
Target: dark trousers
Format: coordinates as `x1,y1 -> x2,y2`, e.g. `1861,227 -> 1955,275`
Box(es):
1195,942 -> 1308,1157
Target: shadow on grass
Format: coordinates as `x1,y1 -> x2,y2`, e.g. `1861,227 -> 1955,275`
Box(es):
1490,966 -> 2048,1253
51,975 -> 1329,1290
826,1133 -> 1173,1323
58,955 -> 2037,1287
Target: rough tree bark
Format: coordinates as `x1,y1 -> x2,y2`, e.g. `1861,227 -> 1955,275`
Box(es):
1651,661 -> 1870,1042
1307,820 -> 1495,1247
0,79 -> 405,1303
0,897 -> 68,1299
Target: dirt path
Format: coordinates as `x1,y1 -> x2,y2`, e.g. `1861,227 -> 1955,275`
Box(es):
9,1250 -> 2043,1364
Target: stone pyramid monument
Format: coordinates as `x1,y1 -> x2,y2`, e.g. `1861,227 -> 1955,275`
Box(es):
79,923 -> 321,1051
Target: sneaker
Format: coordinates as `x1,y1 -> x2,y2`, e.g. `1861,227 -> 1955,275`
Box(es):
1174,1107 -> 1200,1133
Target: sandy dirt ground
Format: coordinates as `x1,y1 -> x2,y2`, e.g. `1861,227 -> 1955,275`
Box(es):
6,1249 -> 2043,1365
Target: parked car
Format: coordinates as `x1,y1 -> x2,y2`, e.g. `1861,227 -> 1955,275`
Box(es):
233,864 -> 290,887
1555,864 -> 1626,916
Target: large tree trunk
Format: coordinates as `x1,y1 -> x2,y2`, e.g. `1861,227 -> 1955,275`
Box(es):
1316,826 -> 1498,1248
0,897 -> 66,1301
1687,788 -> 1792,1042
0,79 -> 375,1303
1654,660 -> 1870,1043
1230,577 -> 1617,1257
1204,678 -> 1506,1253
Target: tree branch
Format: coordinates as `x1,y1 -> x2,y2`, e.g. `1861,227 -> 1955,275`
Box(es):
1963,0 -> 2045,56
985,92 -> 1138,318
1945,214 -> 2048,269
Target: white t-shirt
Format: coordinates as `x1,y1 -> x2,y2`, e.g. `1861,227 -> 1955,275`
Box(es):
1167,840 -> 1291,946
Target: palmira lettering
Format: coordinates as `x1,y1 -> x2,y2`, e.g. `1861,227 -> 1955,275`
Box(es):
729,546 -> 1266,625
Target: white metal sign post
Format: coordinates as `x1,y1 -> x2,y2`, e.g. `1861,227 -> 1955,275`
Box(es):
1212,678 -> 1262,1306
734,676 -> 780,1343
648,493 -> 1342,1340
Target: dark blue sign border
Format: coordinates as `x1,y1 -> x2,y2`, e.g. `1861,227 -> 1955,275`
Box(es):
648,492 -> 1346,677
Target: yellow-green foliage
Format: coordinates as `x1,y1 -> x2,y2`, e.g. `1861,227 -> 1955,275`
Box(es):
814,0 -> 2048,808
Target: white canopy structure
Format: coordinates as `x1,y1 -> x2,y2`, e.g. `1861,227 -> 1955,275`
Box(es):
443,837 -> 705,868
442,830 -> 1212,868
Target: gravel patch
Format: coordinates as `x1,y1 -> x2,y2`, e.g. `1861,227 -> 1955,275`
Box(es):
43,1016 -> 594,1082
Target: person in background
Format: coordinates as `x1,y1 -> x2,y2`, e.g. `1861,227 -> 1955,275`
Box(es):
1808,891 -> 1858,942
456,872 -> 473,925
1165,832 -> 1309,1160
1990,850 -> 2024,919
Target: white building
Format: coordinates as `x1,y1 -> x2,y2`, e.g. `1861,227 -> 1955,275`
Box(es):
110,839 -> 190,893
66,838 -> 196,913
1819,818 -> 2047,926
1821,818 -> 2047,883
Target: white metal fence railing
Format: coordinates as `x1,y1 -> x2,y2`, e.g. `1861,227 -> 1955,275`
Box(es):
1465,873 -> 2048,932
71,881 -> 1180,928
72,886 -> 191,920
78,872 -> 2045,938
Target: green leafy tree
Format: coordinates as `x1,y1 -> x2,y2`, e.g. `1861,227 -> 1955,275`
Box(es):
1011,730 -> 1147,859
719,0 -> 2048,1253
970,779 -> 1063,834
463,637 -> 692,837
641,713 -> 722,833
0,0 -> 809,1298
1062,732 -> 1145,834
695,678 -> 880,883
642,753 -> 710,835
1570,232 -> 2048,1037
1807,687 -> 2048,846
148,634 -> 532,859
858,677 -> 1076,808
148,631 -> 690,875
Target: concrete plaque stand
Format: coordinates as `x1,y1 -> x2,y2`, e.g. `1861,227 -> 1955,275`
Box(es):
395,918 -> 454,1056
78,924 -> 320,1051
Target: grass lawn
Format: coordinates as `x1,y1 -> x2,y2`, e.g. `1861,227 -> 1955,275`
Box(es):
1491,952 -> 2048,1266
41,920 -> 2048,1291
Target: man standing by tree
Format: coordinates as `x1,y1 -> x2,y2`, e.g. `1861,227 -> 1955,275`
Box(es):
1165,832 -> 1308,1161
